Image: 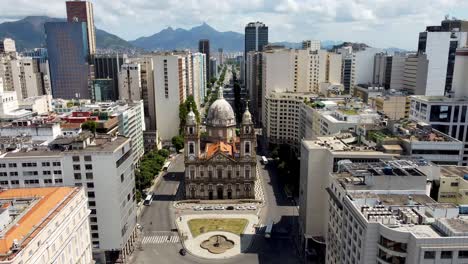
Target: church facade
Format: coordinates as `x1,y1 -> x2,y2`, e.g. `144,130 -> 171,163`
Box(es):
184,88 -> 257,200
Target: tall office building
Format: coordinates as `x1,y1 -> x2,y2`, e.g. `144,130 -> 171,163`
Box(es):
119,62 -> 142,101
45,22 -> 91,99
66,0 -> 96,56
417,18 -> 468,95
244,22 -> 269,54
302,40 -> 321,51
94,54 -> 126,100
198,39 -> 210,80
0,38 -> 16,54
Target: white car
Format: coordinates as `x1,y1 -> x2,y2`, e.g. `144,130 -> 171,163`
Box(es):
193,206 -> 203,211
247,205 -> 257,210
204,206 -> 214,210
235,206 -> 245,210
214,206 -> 225,210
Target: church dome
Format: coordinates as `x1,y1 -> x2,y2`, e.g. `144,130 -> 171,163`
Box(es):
206,87 -> 235,127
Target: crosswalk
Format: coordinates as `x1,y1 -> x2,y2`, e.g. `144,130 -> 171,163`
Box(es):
141,235 -> 180,244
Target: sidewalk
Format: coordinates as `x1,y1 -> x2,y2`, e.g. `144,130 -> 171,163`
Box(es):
176,214 -> 259,259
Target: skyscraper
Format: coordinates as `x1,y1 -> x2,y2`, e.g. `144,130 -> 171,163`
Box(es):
244,22 -> 268,55
198,39 -> 210,80
66,0 -> 96,55
45,22 -> 91,99
94,54 -> 126,100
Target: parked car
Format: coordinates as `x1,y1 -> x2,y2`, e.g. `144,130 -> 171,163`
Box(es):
235,206 -> 245,210
247,205 -> 257,210
193,206 -> 203,211
204,206 -> 214,210
226,206 -> 234,210
214,206 -> 225,210
179,248 -> 187,256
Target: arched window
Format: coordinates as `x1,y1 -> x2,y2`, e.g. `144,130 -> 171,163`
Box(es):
189,127 -> 194,135
245,142 -> 250,154
189,143 -> 194,154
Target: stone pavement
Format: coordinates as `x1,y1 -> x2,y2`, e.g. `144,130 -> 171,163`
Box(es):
176,214 -> 259,259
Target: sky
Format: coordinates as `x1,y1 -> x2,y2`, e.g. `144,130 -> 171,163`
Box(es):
1,0 -> 468,50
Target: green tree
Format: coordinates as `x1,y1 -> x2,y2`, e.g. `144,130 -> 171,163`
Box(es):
172,135 -> 184,152
179,95 -> 200,134
157,149 -> 169,158
81,120 -> 97,133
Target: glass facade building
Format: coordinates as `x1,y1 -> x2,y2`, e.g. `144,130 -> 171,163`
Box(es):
45,22 -> 91,99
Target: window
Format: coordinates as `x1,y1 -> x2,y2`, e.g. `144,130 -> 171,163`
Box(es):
54,170 -> 62,175
90,209 -> 96,215
459,251 -> 468,259
55,179 -> 63,183
91,225 -> 98,231
441,251 -> 452,259
72,156 -> 80,162
0,172 -> 7,177
91,233 -> 99,239
85,164 -> 92,170
84,156 -> 92,162
0,164 -> 5,168
75,183 -> 82,187
87,182 -> 94,188
52,162 -> 61,166
89,201 -> 96,207
43,171 -> 51,175
24,179 -> 39,185
23,171 -> 38,176
190,170 -> 195,179
217,169 -> 222,179
73,165 -> 80,170
88,192 -> 95,198
227,170 -> 232,179
189,143 -> 194,154
8,163 -> 16,168
451,182 -> 459,187
208,171 -> 213,180
424,251 -> 435,259
44,179 -> 52,184
86,172 -> 93,179
42,162 -> 50,167
74,173 -> 82,180
245,142 -> 250,154
90,217 -> 97,223
11,180 -> 19,185
120,174 -> 124,182
245,168 -> 250,179
22,162 -> 37,167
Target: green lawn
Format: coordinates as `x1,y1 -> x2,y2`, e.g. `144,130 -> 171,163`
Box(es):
188,218 -> 248,237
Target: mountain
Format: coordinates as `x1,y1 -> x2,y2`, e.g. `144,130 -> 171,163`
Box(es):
0,16 -> 133,51
130,23 -> 244,52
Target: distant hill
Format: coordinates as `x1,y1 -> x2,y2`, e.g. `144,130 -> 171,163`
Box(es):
130,23 -> 244,52
0,16 -> 133,51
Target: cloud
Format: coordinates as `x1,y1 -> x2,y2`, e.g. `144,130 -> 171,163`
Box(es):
0,0 -> 467,49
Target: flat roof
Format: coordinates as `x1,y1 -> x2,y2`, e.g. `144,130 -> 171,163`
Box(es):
0,187 -> 78,259
440,166 -> 468,178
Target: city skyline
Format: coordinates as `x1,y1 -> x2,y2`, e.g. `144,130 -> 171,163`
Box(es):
0,0 -> 467,50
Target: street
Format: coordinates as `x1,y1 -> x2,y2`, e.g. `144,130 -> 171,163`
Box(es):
130,152 -> 301,264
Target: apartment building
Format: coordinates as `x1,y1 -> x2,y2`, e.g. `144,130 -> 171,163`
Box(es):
409,95 -> 468,165
191,52 -> 206,107
245,51 -> 263,125
438,166 -> 468,206
369,95 -> 409,120
299,136 -> 394,251
0,133 -> 137,263
0,187 -> 92,264
327,160 -> 468,264
341,48 -> 382,93
452,47 -> 468,97
402,53 -> 429,95
118,62 -> 142,101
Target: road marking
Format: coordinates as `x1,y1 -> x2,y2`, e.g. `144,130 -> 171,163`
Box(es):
142,235 -> 180,244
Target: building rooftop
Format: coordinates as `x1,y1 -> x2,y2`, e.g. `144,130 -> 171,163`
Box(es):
410,95 -> 468,103
205,142 -> 233,159
439,166 -> 468,178
0,187 -> 78,260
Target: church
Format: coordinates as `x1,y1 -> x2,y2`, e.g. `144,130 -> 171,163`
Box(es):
184,87 -> 257,200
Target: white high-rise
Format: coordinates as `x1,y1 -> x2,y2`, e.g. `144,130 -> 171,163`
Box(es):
119,62 -> 142,101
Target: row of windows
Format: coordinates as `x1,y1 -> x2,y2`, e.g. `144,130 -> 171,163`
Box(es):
0,178 -> 64,185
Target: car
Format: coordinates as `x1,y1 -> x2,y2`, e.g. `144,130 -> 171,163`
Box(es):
193,206 -> 203,211
179,248 -> 187,256
235,206 -> 245,210
226,206 -> 234,210
214,206 -> 225,210
204,206 -> 214,210
247,205 -> 257,210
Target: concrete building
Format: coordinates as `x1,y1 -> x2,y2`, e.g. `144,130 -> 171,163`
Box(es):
184,88 -> 257,200
409,95 -> 468,166
66,0 -> 96,56
369,95 -> 409,120
0,133 -> 137,263
299,136 -> 394,252
302,40 -> 321,51
0,79 -> 33,121
0,54 -> 21,93
327,52 -> 342,85
452,48 -> 468,97
191,53 -> 206,107
438,166 -> 468,206
418,19 -> 468,95
152,52 -> 191,142
402,53 -> 429,95
198,39 -> 210,81
373,53 -> 392,89
18,94 -> 52,115
246,51 -> 263,125
0,187 -> 92,264
245,22 -> 268,55
389,52 -> 407,91
118,62 -> 142,101
209,57 -> 218,80
15,56 -> 45,99
341,48 -> 382,93
91,78 -> 113,101
326,159 -> 468,264
0,38 -> 16,54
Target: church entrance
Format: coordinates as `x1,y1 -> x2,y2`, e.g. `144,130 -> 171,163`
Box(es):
217,187 -> 223,199
208,191 -> 213,200
227,191 -> 232,199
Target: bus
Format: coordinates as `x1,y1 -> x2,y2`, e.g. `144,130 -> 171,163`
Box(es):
162,161 -> 171,171
143,194 -> 153,206
265,220 -> 274,238
261,156 -> 268,165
